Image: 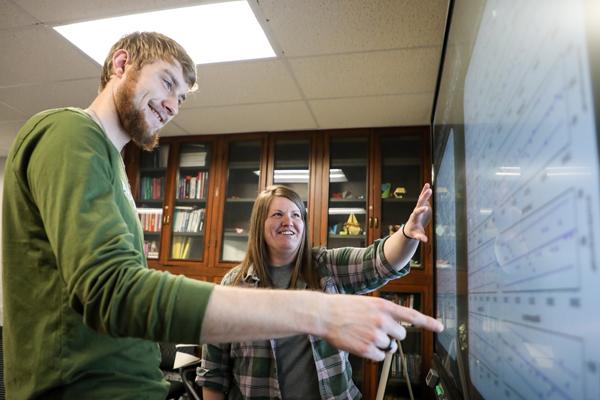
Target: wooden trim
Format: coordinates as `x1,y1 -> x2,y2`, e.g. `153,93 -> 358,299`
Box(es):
126,126 -> 433,399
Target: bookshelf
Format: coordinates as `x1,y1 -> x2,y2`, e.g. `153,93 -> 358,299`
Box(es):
124,127 -> 432,398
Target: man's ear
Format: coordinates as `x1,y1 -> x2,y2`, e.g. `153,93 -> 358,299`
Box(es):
112,49 -> 130,77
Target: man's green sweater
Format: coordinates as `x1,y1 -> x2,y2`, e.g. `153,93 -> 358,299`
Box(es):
2,108 -> 214,399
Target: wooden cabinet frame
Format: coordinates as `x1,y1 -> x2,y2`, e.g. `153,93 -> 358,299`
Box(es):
124,126 -> 433,398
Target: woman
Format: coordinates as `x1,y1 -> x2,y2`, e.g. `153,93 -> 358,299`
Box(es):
197,183 -> 432,400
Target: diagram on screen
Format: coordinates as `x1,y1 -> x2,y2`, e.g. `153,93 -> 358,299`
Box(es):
463,1 -> 600,399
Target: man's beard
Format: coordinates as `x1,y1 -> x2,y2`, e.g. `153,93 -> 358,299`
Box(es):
114,68 -> 160,151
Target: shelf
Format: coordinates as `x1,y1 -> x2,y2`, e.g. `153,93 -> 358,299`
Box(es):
328,207 -> 367,215
172,232 -> 204,237
140,167 -> 167,173
224,232 -> 249,238
175,199 -> 207,204
274,160 -> 309,168
328,234 -> 366,239
383,157 -> 421,166
138,199 -> 163,205
179,165 -> 208,171
381,197 -> 418,203
228,161 -> 260,169
226,198 -> 256,203
330,158 -> 367,167
329,198 -> 366,203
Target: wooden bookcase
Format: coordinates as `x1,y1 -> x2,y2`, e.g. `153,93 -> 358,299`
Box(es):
124,126 -> 433,399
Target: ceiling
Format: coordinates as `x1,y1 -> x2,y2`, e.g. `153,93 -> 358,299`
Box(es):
0,0 -> 448,156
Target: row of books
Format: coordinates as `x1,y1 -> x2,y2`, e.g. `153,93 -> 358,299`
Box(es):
143,240 -> 159,259
389,353 -> 422,383
140,176 -> 165,200
380,293 -> 416,326
173,207 -> 205,233
176,172 -> 208,200
141,146 -> 169,169
172,236 -> 193,259
138,208 -> 163,233
180,150 -> 207,167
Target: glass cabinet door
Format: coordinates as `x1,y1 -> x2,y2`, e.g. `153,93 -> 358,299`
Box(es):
379,135 -> 423,267
170,143 -> 211,261
136,144 -> 169,260
272,139 -> 310,202
378,291 -> 423,395
220,140 -> 262,263
327,137 -> 369,249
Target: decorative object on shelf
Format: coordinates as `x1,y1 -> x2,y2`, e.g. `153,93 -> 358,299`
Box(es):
381,183 -> 391,198
358,194 -> 365,200
409,259 -> 421,268
342,190 -> 353,199
388,224 -> 401,235
329,224 -> 339,234
332,192 -> 343,199
235,227 -> 244,234
343,213 -> 362,235
393,186 -> 407,198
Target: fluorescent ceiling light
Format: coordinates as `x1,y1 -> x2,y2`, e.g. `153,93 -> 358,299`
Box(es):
54,1 -> 276,65
254,169 -> 348,183
328,208 -> 366,215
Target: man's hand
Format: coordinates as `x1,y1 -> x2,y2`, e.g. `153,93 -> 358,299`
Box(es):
319,293 -> 443,361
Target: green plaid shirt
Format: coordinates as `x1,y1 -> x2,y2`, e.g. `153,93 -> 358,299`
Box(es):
197,237 -> 410,399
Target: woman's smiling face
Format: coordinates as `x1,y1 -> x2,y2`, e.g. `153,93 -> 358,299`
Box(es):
263,196 -> 305,265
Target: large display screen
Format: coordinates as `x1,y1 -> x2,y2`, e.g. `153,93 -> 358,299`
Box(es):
435,130 -> 458,361
433,0 -> 600,399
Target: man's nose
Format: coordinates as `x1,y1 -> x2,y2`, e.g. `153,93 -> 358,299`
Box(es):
163,96 -> 178,116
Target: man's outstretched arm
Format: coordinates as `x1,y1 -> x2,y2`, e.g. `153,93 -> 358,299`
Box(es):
200,286 -> 443,362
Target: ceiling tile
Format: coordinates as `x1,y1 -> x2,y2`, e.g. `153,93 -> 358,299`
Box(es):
0,79 -> 98,117
0,101 -> 27,120
0,120 -> 27,156
0,26 -> 99,86
185,59 -> 302,108
259,0 -> 447,56
174,102 -> 317,134
0,0 -> 38,28
310,93 -> 433,128
159,121 -> 189,137
13,0 -> 208,24
290,47 -> 440,98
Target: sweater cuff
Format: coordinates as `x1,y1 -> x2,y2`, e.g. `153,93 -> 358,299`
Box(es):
170,277 -> 215,343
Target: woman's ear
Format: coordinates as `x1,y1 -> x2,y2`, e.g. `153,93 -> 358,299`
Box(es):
112,49 -> 130,77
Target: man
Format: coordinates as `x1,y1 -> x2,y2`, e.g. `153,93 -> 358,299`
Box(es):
2,32 -> 442,399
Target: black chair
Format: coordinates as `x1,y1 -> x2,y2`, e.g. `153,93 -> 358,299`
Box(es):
180,366 -> 202,400
159,342 -> 186,400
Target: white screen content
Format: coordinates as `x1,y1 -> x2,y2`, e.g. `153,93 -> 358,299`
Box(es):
464,1 -> 600,399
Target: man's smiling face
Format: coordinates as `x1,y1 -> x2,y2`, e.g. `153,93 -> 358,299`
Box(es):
115,59 -> 188,150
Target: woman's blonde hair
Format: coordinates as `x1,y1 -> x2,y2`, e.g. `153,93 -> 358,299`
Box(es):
100,31 -> 197,91
233,185 -> 320,289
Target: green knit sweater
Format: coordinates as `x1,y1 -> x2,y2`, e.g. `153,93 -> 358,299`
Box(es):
2,108 -> 214,399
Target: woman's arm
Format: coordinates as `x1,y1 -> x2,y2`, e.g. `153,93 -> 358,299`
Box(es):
383,183 -> 432,267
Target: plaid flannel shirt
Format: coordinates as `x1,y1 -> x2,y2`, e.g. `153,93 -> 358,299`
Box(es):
197,236 -> 410,400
